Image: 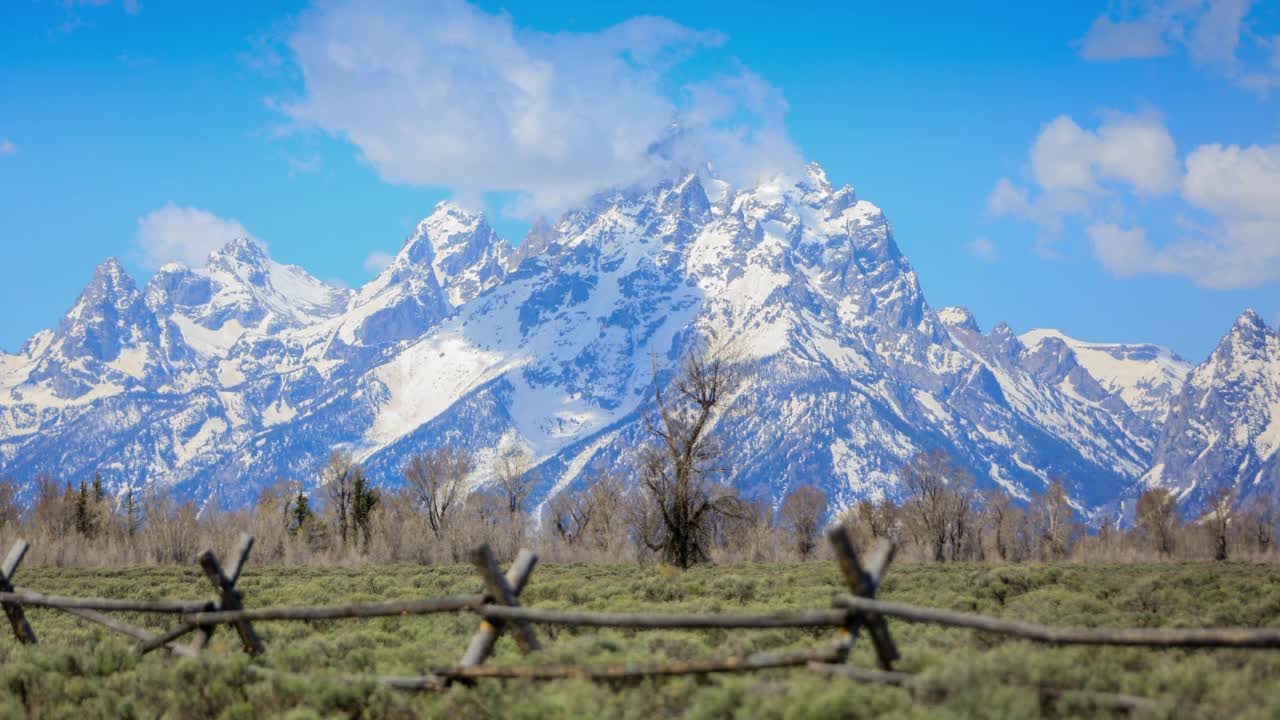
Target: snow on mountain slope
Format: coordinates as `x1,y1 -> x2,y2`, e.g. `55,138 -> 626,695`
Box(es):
0,163 -> 1264,515
352,166 -> 1155,512
1020,329 -> 1191,423
146,239 -> 351,358
1141,310 -> 1280,510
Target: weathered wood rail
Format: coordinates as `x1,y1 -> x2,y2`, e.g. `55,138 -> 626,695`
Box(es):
2,526 -> 1277,713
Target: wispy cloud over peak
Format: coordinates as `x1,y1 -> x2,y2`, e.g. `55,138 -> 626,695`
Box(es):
134,204 -> 259,270
278,0 -> 802,218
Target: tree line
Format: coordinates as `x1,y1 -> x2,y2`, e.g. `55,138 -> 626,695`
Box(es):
0,338 -> 1275,567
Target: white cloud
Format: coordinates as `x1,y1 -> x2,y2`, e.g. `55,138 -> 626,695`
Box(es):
1078,0 -> 1278,91
1089,219 -> 1280,289
988,112 -> 1177,230
1088,146 -> 1280,291
280,0 -> 802,217
134,204 -> 258,269
362,250 -> 394,274
1087,223 -> 1162,277
1030,114 -> 1178,196
969,237 -> 998,262
986,177 -> 1032,219
0,139 -> 14,156
993,111 -> 1280,289
1183,143 -> 1280,219
1078,15 -> 1173,60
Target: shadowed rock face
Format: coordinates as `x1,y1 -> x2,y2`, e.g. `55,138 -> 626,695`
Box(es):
0,165 -> 1269,518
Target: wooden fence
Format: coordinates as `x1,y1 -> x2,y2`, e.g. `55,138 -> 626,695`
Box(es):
3,526 -> 1279,713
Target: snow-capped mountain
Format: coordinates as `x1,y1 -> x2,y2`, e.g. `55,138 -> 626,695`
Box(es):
0,163 -> 1270,516
1141,311 -> 1280,509
1019,329 -> 1190,425
148,238 -> 352,359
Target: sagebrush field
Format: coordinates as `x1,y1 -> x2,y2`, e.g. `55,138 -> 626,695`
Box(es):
2,561 -> 1279,719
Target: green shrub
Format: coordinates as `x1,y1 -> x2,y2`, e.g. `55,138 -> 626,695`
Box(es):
0,561 -> 1275,718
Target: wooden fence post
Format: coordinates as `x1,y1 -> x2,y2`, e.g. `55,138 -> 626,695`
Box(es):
827,527 -> 898,669
188,533 -> 263,656
0,540 -> 36,645
459,546 -> 539,669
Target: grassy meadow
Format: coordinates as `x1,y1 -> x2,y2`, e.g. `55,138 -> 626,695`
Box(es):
1,561 -> 1279,719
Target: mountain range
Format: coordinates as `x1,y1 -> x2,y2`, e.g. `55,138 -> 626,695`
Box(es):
1,163 -> 1276,517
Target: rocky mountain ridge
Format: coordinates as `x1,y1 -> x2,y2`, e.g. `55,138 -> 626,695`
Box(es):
0,164 -> 1273,515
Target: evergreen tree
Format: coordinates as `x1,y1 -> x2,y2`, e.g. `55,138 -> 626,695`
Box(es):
291,491 -> 312,535
91,472 -> 105,503
74,481 -> 95,537
351,472 -> 380,549
124,487 -> 140,537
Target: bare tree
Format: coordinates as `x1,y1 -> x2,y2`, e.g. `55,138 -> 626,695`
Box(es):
982,489 -> 1013,561
1205,487 -> 1234,561
841,496 -> 899,553
639,336 -> 749,568
898,451 -> 985,561
493,441 -> 536,555
548,487 -> 595,546
494,443 -> 535,516
779,485 -> 827,559
945,471 -> 978,561
1239,494 -> 1277,555
583,470 -> 626,553
461,488 -> 506,553
403,447 -> 472,538
0,480 -> 18,531
142,488 -> 200,564
1136,488 -> 1179,557
623,488 -> 663,563
900,451 -> 952,562
720,497 -> 776,562
1031,478 -> 1074,561
322,450 -> 361,548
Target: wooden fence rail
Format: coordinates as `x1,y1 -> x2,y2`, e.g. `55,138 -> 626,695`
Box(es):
834,595 -> 1280,649
0,591 -> 208,614
2,524 -> 1277,712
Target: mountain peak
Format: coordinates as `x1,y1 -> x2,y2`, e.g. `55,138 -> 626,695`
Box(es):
511,215 -> 558,271
95,255 -> 126,274
211,236 -> 266,260
395,203 -> 486,265
937,306 -> 980,333
804,162 -> 833,194
661,172 -> 711,221
368,201 -> 509,309
206,238 -> 270,281
42,256 -> 157,371
1232,308 -> 1268,335
1211,308 -> 1273,360
84,257 -> 137,301
427,200 -> 486,229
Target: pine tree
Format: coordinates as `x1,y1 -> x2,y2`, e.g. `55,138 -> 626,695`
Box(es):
74,481 -> 94,537
91,472 -> 105,503
123,487 -> 140,536
351,472 -> 380,549
291,491 -> 312,535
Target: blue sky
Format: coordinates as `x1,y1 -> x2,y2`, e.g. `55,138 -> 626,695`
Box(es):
0,0 -> 1277,361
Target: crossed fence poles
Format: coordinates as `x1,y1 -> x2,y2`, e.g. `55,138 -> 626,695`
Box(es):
0,526 -> 898,676
3,524 -> 1279,712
